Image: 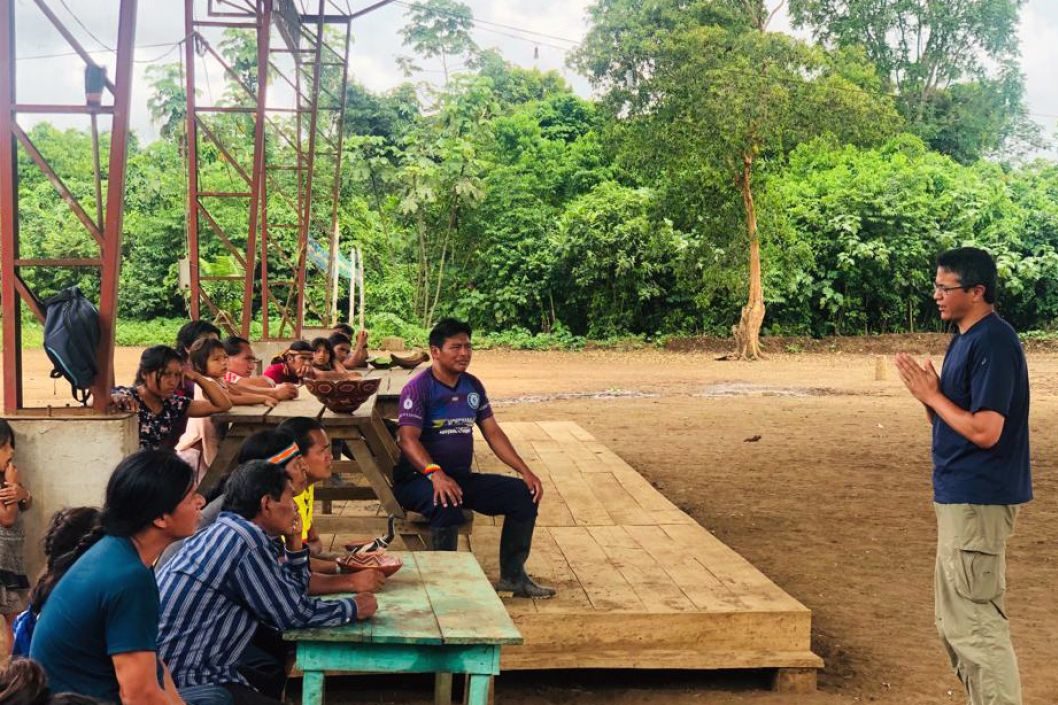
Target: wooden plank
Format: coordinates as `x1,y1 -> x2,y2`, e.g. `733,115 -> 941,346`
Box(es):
518,422 -> 552,442
535,421 -> 579,444
609,466 -> 682,513
416,552 -> 523,645
561,422 -> 596,442
502,648 -> 823,671
504,611 -> 813,656
585,473 -> 653,526
544,460 -> 613,527
343,438 -> 405,518
522,527 -> 591,612
623,524 -> 748,611
660,523 -> 806,611
369,411 -> 400,465
214,404 -> 274,424
550,527 -> 643,612
589,526 -> 695,613
269,397 -> 325,422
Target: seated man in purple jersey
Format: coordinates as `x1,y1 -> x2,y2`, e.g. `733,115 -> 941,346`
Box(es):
394,318 -> 555,598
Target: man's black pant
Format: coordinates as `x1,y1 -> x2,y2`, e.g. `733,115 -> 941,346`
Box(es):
393,469 -> 539,580
392,469 -> 537,527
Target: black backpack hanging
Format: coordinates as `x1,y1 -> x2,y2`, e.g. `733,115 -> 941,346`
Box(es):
42,286 -> 101,405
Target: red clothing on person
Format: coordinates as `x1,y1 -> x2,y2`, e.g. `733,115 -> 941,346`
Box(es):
263,362 -> 298,385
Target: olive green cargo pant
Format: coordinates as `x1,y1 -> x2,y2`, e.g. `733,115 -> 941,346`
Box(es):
934,503 -> 1022,705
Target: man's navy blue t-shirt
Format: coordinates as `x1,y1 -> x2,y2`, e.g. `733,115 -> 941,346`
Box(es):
932,313 -> 1032,505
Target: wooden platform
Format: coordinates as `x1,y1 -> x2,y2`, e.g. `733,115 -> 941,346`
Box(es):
319,421 -> 822,680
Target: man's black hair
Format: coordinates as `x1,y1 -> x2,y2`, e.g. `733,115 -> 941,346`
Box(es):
221,460 -> 288,520
176,320 -> 222,357
277,417 -> 326,455
328,332 -> 351,348
238,429 -> 299,464
936,247 -> 998,304
333,322 -> 355,338
428,318 -> 472,350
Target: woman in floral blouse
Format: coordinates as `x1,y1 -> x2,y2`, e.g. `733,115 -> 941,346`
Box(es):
112,346 -> 232,450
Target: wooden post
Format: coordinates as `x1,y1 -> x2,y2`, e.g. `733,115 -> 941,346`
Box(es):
434,672 -> 453,705
772,667 -> 817,693
358,246 -> 365,330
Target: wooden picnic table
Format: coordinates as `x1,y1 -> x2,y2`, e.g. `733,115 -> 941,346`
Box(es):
363,364 -> 424,419
285,551 -> 522,705
199,386 -> 397,507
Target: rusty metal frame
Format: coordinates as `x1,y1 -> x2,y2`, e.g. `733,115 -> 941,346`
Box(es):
0,0 -> 138,413
185,0 -> 377,340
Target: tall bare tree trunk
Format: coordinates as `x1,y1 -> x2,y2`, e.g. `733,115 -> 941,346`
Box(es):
733,151 -> 765,360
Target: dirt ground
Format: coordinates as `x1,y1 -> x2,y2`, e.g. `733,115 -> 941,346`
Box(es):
11,346 -> 1058,704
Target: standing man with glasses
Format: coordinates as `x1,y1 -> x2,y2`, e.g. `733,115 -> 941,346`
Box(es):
895,247 -> 1031,705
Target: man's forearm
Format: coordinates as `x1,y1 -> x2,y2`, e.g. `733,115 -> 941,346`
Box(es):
398,435 -> 435,472
485,429 -> 531,474
926,394 -> 1001,448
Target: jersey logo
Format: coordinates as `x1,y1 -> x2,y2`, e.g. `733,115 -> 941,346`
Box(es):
403,398 -> 414,410
468,392 -> 481,410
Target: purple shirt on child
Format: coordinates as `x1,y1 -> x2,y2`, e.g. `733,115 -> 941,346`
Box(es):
396,368 -> 493,479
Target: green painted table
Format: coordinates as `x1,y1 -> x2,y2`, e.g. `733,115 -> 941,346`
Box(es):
284,551 -> 522,705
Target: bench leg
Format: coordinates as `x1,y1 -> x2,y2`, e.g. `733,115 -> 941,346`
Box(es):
464,674 -> 491,705
302,671 -> 325,705
434,672 -> 453,705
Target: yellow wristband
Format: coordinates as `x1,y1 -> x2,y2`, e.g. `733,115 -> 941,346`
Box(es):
423,464 -> 441,476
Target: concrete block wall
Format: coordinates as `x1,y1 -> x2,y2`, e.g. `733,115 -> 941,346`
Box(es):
3,414 -> 138,578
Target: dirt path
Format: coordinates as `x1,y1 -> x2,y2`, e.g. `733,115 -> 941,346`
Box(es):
12,348 -> 1058,704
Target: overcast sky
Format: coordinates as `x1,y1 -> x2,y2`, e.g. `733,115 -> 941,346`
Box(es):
11,0 -> 1058,156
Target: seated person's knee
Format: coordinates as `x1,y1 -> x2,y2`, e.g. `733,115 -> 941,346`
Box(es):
432,504 -> 467,528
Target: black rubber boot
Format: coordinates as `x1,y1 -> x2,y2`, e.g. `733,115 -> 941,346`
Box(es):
495,518 -> 555,598
430,525 -> 459,551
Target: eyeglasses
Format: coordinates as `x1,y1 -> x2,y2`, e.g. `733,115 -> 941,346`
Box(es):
932,284 -> 972,296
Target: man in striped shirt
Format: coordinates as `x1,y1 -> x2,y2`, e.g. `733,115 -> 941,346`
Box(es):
157,459 -> 377,705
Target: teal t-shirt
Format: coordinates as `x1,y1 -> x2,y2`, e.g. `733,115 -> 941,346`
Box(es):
30,535 -> 162,700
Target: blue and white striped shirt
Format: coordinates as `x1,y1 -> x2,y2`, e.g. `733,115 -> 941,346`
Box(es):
157,512 -> 357,687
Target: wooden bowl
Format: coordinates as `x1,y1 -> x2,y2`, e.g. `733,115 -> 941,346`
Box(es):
368,355 -> 393,370
337,551 -> 403,577
303,376 -> 381,413
391,350 -> 428,369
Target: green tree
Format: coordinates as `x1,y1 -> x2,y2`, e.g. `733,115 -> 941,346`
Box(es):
396,75 -> 493,326
145,63 -> 187,144
576,1 -> 900,357
554,182 -> 685,337
399,0 -> 478,84
788,0 -> 1040,160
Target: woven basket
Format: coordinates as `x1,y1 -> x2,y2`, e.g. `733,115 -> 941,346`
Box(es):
303,376 -> 381,413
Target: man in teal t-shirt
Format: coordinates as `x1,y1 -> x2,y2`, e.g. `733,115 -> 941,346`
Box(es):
31,535 -> 163,700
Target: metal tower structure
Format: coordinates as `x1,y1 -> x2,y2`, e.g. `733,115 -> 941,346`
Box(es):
0,0 -> 138,413
185,0 -> 387,340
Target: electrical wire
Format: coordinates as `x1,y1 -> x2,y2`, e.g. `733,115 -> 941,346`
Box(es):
392,0 -> 580,45
58,0 -> 114,52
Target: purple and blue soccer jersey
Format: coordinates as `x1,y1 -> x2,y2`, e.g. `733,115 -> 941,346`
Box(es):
397,369 -> 493,477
